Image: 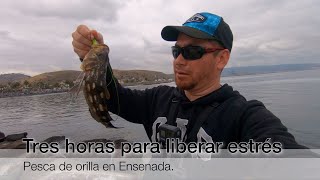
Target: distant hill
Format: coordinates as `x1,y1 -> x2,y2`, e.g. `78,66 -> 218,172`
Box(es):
222,63 -> 320,77
26,70 -> 81,84
1,63 -> 319,87
0,73 -> 30,85
112,69 -> 173,85
13,69 -> 173,87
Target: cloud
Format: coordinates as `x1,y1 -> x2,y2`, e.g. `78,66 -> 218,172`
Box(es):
0,0 -> 319,75
5,0 -> 123,22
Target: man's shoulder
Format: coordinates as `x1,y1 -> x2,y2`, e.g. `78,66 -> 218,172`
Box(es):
218,92 -> 268,120
145,85 -> 176,94
229,95 -> 279,128
144,85 -> 176,100
211,84 -> 263,110
222,90 -> 265,110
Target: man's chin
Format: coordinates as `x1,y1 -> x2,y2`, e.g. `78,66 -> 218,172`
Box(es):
175,80 -> 195,90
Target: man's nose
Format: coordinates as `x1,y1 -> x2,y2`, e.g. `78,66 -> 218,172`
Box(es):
174,53 -> 187,65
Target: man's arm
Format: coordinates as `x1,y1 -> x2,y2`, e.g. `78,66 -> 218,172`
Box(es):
104,70 -> 154,125
240,100 -> 308,149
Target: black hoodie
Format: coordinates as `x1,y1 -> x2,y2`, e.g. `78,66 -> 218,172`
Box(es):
105,79 -> 306,149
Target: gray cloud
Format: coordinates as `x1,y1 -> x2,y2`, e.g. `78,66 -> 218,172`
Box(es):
0,0 -> 319,75
0,30 -> 10,39
6,0 -> 123,22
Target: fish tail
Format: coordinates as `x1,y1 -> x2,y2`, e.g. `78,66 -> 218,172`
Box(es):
102,121 -> 122,129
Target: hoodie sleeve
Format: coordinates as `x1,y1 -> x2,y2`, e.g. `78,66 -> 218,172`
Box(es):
240,100 -> 308,149
105,76 -> 155,125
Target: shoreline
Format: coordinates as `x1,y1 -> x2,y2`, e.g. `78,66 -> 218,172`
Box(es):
0,89 -> 69,99
2,68 -> 318,99
0,80 -> 174,99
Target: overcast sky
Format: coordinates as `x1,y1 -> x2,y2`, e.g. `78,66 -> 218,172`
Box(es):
0,0 -> 319,75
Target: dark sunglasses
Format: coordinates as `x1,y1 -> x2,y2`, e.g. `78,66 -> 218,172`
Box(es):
171,45 -> 225,60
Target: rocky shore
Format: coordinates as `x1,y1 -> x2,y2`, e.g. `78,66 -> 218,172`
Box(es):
0,80 -> 174,99
0,131 -> 127,149
0,89 -> 68,98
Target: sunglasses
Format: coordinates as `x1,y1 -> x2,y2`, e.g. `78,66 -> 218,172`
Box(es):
171,45 -> 225,60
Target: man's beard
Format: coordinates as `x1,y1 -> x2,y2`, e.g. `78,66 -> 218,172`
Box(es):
175,76 -> 196,90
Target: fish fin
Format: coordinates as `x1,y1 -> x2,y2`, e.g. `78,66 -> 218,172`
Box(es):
102,121 -> 123,129
89,109 -> 122,128
69,72 -> 85,94
106,113 -> 123,128
69,82 -> 80,95
105,89 -> 111,100
69,72 -> 86,102
88,108 -> 101,122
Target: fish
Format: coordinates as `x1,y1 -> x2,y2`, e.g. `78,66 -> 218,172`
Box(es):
76,43 -> 117,128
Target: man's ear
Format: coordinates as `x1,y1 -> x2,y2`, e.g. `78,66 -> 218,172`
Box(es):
216,49 -> 230,71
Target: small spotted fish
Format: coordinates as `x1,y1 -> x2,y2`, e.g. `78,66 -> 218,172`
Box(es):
75,42 -> 117,128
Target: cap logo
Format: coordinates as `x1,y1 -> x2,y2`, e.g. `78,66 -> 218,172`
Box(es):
185,13 -> 206,23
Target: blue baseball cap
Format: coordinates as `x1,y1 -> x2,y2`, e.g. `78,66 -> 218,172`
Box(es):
161,12 -> 233,52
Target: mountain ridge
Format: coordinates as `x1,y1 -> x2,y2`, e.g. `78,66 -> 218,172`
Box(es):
1,63 -> 319,86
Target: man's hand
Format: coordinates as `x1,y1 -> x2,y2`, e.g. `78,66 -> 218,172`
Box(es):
72,25 -> 104,59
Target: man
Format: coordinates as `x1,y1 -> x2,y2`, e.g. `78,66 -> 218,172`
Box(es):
72,12 -> 306,149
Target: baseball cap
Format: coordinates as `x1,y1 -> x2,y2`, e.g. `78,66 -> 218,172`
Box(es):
161,12 -> 233,52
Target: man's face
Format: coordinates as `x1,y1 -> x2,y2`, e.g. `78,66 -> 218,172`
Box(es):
173,33 -> 222,91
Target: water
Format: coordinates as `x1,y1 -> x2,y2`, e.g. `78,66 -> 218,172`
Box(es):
0,69 -> 319,148
221,69 -> 320,148
0,93 -> 150,143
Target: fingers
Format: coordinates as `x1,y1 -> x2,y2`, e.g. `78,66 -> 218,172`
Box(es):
73,47 -> 88,59
72,24 -> 105,59
72,25 -> 92,59
72,40 -> 91,59
97,32 -> 104,44
90,29 -> 104,44
72,25 -> 92,46
72,40 -> 91,51
77,25 -> 91,39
